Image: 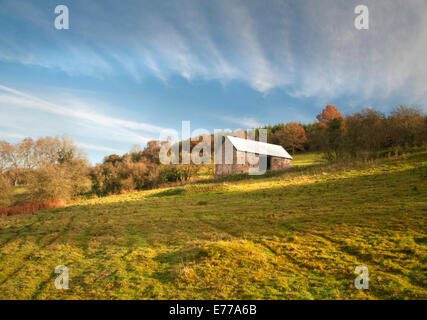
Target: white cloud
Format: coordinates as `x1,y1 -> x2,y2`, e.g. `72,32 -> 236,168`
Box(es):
0,131 -> 123,154
0,132 -> 26,140
0,0 -> 426,106
213,114 -> 263,129
285,0 -> 427,107
75,142 -> 123,154
0,85 -> 166,141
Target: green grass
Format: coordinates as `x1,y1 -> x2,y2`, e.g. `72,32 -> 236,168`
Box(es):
292,152 -> 325,167
0,152 -> 426,299
11,186 -> 30,206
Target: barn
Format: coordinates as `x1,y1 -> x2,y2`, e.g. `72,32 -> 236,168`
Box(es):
215,135 -> 293,177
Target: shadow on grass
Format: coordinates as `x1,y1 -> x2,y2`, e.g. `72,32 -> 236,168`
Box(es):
1,160 -> 426,299
150,187 -> 185,197
2,162 -> 425,247
152,246 -> 202,283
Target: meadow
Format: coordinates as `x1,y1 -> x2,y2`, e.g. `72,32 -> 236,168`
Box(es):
0,151 -> 426,299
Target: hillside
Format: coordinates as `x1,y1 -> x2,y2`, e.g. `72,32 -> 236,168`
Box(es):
0,152 -> 426,299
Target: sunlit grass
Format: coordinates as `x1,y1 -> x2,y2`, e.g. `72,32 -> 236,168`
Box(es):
292,152 -> 325,167
0,152 -> 426,299
11,186 -> 29,206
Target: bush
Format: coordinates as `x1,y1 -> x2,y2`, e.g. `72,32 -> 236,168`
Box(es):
67,159 -> 92,195
90,158 -> 160,195
159,164 -> 199,183
27,165 -> 72,201
160,165 -> 181,183
27,162 -> 91,202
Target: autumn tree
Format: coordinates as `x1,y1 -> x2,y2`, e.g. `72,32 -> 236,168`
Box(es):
316,105 -> 343,124
345,108 -> 387,158
27,136 -> 91,201
387,105 -> 425,148
0,135 -> 92,202
313,105 -> 346,160
326,117 -> 346,160
0,139 -> 28,185
271,122 -> 307,154
0,141 -> 17,174
90,144 -> 164,195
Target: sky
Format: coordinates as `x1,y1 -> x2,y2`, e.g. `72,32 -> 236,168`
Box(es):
0,0 -> 426,163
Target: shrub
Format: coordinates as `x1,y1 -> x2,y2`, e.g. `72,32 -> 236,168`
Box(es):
159,164 -> 199,183
90,158 -> 160,195
27,165 -> 72,201
160,165 -> 181,183
27,162 -> 91,202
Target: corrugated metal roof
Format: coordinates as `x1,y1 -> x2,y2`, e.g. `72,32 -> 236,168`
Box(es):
226,136 -> 293,159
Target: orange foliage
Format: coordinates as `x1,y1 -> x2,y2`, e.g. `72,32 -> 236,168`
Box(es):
0,199 -> 72,218
316,105 -> 343,123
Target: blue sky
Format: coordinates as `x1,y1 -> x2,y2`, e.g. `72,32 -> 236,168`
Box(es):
0,0 -> 426,163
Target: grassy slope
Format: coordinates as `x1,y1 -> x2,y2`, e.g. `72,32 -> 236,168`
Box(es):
0,152 -> 426,300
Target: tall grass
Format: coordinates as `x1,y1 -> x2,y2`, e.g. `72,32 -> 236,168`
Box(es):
0,199 -> 71,217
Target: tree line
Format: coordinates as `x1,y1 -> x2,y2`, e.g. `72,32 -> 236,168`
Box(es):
265,105 -> 426,160
0,104 -> 426,211
0,136 -> 201,208
0,136 -> 91,208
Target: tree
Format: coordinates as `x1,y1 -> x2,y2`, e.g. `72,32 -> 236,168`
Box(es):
27,155 -> 91,202
142,146 -> 161,164
17,138 -> 35,169
33,136 -> 61,167
159,164 -> 199,183
66,159 -> 92,196
103,154 -> 123,166
388,106 -> 425,147
90,144 -> 162,195
271,122 -> 307,154
312,105 -> 346,160
316,105 -> 343,124
324,117 -> 346,161
0,140 -> 20,185
0,174 -> 13,208
177,164 -> 199,182
311,118 -> 346,161
345,108 -> 386,158
0,141 -> 16,172
57,135 -> 86,164
0,135 -> 91,202
301,123 -> 316,151
27,164 -> 73,202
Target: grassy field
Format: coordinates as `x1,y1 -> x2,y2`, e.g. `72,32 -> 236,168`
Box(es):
291,152 -> 325,167
0,152 -> 426,299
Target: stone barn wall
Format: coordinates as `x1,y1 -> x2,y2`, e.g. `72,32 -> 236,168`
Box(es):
270,156 -> 292,171
215,147 -> 250,177
215,144 -> 292,178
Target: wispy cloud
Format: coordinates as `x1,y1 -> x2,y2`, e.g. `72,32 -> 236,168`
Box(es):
75,142 -> 123,154
0,0 -> 425,105
0,84 -> 166,143
213,114 -> 263,129
0,131 -> 26,140
0,131 -> 123,154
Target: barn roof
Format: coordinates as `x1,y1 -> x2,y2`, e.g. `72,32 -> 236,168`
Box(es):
226,136 -> 293,159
